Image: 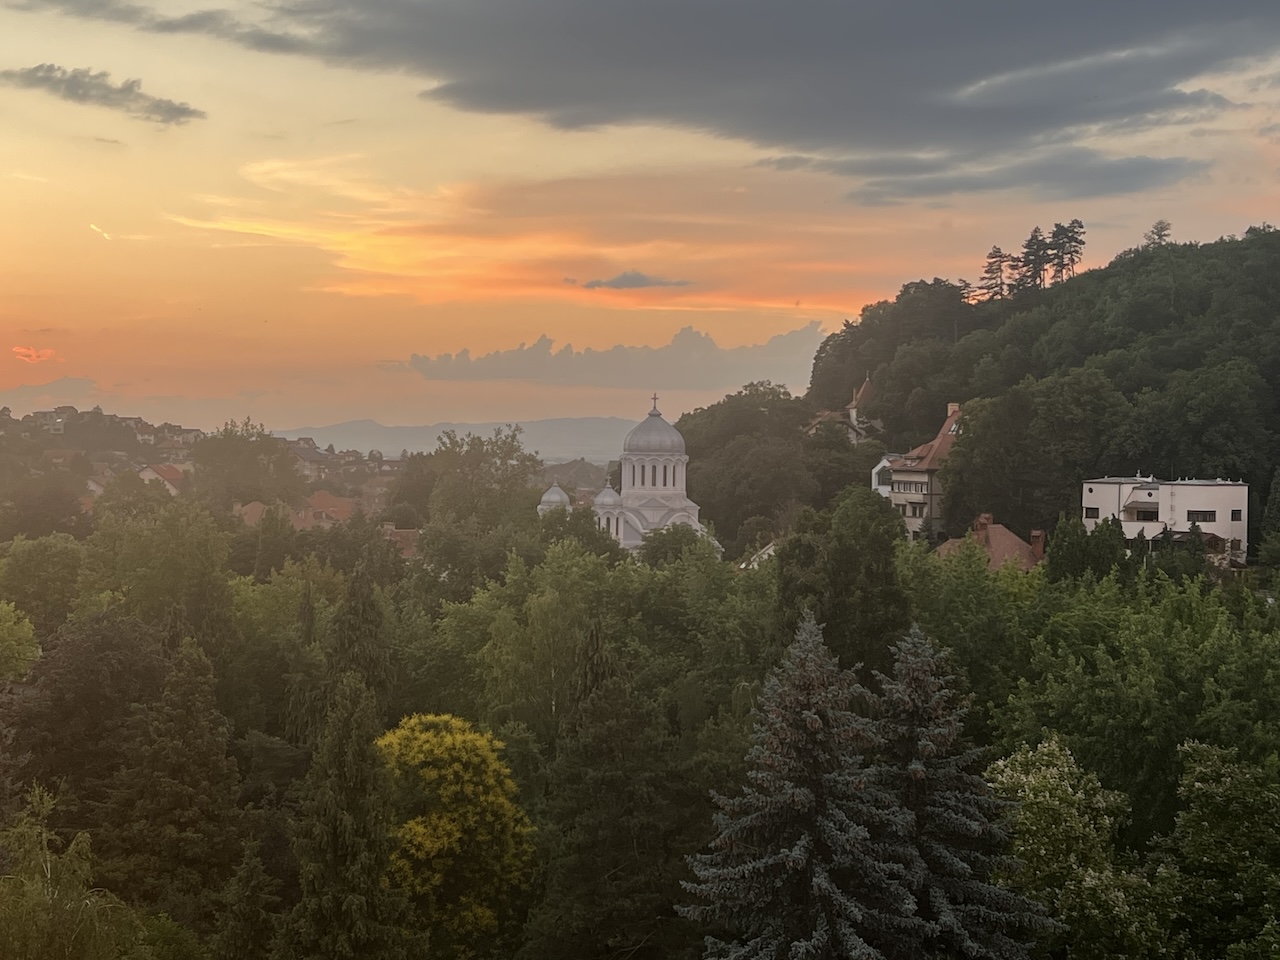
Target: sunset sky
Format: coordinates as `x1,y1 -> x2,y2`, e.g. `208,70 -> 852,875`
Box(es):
3,1 -> 1279,429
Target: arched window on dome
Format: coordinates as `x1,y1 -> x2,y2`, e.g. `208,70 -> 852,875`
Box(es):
663,464 -> 668,487
673,464 -> 679,487
630,464 -> 635,487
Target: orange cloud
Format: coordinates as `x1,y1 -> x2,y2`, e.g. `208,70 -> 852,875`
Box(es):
167,158 -> 922,320
12,346 -> 59,364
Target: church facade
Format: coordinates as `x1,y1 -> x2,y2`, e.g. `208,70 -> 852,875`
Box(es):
539,397 -> 705,549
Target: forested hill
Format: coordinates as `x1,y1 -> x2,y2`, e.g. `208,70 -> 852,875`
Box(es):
807,224 -> 1280,538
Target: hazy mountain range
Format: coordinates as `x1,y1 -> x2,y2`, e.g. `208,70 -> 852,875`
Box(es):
276,417 -> 637,464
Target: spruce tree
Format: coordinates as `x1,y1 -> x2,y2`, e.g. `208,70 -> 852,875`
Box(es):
681,615 -> 918,960
94,637 -> 242,927
871,629 -> 1051,960
1262,467 -> 1280,539
273,672 -> 412,960
523,677 -> 690,960
212,841 -> 281,960
328,563 -> 392,705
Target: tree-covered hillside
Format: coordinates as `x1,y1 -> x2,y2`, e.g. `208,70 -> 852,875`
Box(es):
807,224 -> 1280,539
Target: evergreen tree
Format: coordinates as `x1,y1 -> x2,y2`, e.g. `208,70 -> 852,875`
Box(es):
1045,514 -> 1089,581
872,629 -> 1051,960
681,616 -> 918,960
1261,466 -> 1280,539
273,672 -> 412,960
94,638 -> 243,927
523,678 -> 693,960
212,842 -> 281,960
1012,227 -> 1050,292
1047,220 -> 1086,284
978,246 -> 1010,301
327,563 -> 392,705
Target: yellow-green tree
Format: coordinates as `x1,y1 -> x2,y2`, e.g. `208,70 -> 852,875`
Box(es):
377,714 -> 535,960
0,600 -> 38,681
0,786 -> 142,960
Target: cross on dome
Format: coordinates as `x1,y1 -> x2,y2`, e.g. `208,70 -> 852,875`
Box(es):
651,393 -> 660,414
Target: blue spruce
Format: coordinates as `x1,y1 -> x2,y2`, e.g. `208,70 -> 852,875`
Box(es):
681,614 -> 919,960
871,628 -> 1052,960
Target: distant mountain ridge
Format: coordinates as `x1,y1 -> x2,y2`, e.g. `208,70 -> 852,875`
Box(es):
275,417 -> 636,464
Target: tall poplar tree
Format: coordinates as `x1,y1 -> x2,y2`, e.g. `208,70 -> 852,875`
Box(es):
273,672 -> 412,960
681,616 -> 918,960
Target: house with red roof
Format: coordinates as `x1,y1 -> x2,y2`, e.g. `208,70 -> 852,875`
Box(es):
937,514 -> 1045,572
874,402 -> 961,538
138,463 -> 186,496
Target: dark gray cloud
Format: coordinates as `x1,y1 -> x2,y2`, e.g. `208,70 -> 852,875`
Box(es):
0,63 -> 205,124
845,147 -> 1210,205
410,323 -> 824,390
13,0 -> 1280,198
579,271 -> 690,290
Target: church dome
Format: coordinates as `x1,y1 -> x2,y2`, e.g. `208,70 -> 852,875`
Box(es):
539,482 -> 571,508
623,401 -> 686,455
594,482 -> 622,507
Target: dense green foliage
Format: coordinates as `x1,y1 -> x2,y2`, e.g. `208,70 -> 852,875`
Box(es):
6,227 -> 1280,958
807,225 -> 1280,538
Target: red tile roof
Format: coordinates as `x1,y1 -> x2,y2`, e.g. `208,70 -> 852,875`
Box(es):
937,514 -> 1042,572
145,463 -> 186,484
888,405 -> 961,474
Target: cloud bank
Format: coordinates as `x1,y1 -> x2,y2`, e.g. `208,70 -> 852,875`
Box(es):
15,0 -> 1280,199
579,271 -> 690,290
410,323 -> 825,390
0,63 -> 206,124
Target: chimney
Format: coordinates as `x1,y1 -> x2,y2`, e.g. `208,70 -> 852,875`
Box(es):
974,513 -> 993,532
947,402 -> 961,417
1030,529 -> 1045,562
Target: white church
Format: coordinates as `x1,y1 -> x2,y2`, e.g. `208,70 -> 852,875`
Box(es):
538,396 -> 705,549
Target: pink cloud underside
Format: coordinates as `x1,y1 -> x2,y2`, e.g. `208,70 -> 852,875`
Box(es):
12,346 -> 58,364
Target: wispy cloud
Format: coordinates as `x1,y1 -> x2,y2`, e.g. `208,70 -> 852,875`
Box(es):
580,271 -> 691,290
12,346 -> 59,364
0,63 -> 206,125
89,223 -> 112,240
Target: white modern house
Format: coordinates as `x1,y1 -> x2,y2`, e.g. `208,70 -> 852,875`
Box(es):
1081,476 -> 1249,565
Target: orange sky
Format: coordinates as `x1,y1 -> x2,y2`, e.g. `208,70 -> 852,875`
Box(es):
3,4 -> 1279,428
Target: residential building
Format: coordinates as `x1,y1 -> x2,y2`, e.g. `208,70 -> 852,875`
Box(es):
805,375 -> 883,444
872,403 -> 961,538
138,463 -> 186,496
1081,476 -> 1249,566
937,514 -> 1045,572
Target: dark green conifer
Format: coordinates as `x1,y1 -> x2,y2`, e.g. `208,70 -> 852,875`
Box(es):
522,676 -> 689,960
872,629 -> 1051,960
212,841 -> 281,960
94,638 -> 242,928
273,672 -> 411,960
681,615 -> 917,960
328,563 -> 391,704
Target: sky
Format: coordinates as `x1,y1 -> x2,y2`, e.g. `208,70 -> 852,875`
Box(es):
2,0 -> 1279,429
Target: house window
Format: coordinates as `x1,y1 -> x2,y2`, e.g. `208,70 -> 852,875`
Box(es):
1084,507 -> 1099,519
1135,509 -> 1158,522
877,468 -> 893,487
909,503 -> 925,517
1187,510 -> 1216,523
1232,509 -> 1243,521
898,504 -> 907,516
